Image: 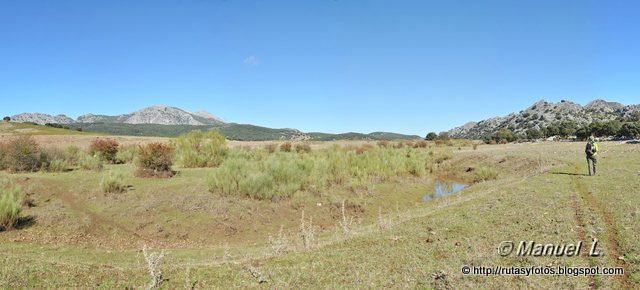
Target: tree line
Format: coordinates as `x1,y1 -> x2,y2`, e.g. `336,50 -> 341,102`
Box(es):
426,111 -> 640,143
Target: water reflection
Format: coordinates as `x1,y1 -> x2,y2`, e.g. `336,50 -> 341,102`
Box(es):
422,181 -> 467,202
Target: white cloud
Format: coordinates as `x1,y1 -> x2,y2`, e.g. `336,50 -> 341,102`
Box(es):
243,55 -> 259,66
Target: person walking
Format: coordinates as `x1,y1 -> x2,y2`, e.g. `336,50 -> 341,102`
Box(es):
585,136 -> 599,176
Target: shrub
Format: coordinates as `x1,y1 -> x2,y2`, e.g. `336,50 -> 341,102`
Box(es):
78,152 -> 104,171
413,140 -> 428,148
474,166 -> 498,182
264,143 -> 278,153
115,146 -> 136,164
47,159 -> 68,172
0,184 -> 25,230
136,143 -> 173,178
208,146 -> 433,201
207,153 -> 311,200
2,136 -> 41,172
89,139 -> 119,163
0,143 -> 6,170
173,130 -> 227,168
101,171 -> 126,193
64,146 -> 81,166
377,140 -> 390,148
355,144 -> 374,154
280,142 -> 292,152
2,116 -> 10,122
294,143 -> 312,154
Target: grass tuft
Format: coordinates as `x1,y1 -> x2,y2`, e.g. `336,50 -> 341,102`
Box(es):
0,184 -> 25,230
100,171 -> 127,193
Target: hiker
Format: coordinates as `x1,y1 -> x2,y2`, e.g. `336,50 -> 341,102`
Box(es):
585,136 -> 599,176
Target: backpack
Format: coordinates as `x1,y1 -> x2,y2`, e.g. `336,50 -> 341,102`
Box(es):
585,142 -> 593,155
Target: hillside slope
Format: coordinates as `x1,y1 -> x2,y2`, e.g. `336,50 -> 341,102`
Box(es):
448,99 -> 640,139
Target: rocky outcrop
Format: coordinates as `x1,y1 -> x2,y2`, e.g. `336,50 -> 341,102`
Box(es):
448,99 -> 640,139
10,113 -> 74,125
13,106 -> 225,126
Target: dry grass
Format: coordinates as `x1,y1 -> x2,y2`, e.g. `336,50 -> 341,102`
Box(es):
0,138 -> 637,289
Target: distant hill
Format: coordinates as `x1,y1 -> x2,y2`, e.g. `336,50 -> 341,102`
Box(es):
11,113 -> 74,125
0,121 -> 96,136
8,105 -> 420,140
447,99 -> 640,139
70,122 -> 420,141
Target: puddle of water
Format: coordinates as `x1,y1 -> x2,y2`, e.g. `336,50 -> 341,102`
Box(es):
422,181 -> 468,202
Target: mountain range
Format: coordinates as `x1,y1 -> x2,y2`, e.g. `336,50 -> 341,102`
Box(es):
447,99 -> 640,139
9,106 -> 420,141
12,106 -> 225,126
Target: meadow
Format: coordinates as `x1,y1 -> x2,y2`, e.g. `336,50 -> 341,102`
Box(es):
0,126 -> 638,289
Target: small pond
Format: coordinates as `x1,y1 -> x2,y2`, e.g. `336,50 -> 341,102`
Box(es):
422,181 -> 468,202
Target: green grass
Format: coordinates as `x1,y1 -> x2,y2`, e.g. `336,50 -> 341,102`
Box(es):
0,141 -> 638,288
100,171 -> 126,193
0,183 -> 25,229
0,122 -> 97,136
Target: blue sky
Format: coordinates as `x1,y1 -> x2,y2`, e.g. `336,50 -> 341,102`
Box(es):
1,0 -> 639,135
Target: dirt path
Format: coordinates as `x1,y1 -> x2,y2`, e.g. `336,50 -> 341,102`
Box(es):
43,179 -> 151,244
569,164 -> 631,289
569,185 -> 597,289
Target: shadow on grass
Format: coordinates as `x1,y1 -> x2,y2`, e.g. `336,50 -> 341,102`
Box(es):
14,216 -> 36,230
550,171 -> 590,177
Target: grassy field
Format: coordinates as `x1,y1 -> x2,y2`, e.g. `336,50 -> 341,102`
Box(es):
0,122 -> 96,136
0,136 -> 638,289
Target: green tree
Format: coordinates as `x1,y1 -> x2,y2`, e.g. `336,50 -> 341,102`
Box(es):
619,122 -> 640,139
575,127 -> 591,140
525,128 -> 543,140
2,116 -> 9,122
557,121 -> 577,138
494,128 -> 518,143
544,124 -> 560,137
425,132 -> 437,141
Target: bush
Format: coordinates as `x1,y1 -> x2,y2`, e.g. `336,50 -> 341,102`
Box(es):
413,140 -> 427,148
173,130 -> 227,168
136,143 -> 173,178
294,143 -> 312,153
78,152 -> 104,171
474,166 -> 498,182
264,143 -> 278,153
207,153 -> 311,200
0,184 -> 25,230
101,172 -> 126,193
89,139 -> 119,163
47,159 -> 68,172
63,146 -> 80,166
376,140 -> 390,148
115,146 -> 136,164
620,122 -> 640,139
355,144 -> 374,154
1,136 -> 41,172
280,142 -> 292,152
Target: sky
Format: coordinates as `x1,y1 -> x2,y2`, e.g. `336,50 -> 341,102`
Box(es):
1,0 -> 639,135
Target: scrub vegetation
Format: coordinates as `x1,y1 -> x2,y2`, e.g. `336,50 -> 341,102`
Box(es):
0,132 -> 637,289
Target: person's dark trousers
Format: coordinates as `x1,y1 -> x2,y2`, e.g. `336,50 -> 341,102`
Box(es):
587,155 -> 597,176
